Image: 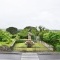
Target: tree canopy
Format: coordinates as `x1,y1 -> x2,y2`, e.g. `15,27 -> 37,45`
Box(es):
6,27 -> 18,35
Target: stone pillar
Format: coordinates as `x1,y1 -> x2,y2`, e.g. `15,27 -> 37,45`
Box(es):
28,32 -> 31,40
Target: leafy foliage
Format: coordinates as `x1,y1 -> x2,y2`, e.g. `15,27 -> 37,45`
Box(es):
0,26 -> 60,51
56,44 -> 60,51
43,32 -> 60,50
16,39 -> 26,43
24,26 -> 38,36
17,29 -> 28,39
6,27 -> 18,35
39,26 -> 49,41
17,26 -> 38,39
0,30 -> 12,43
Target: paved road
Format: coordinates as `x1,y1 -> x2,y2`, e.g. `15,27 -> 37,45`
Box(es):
0,53 -> 60,60
0,53 -> 21,60
21,53 -> 39,60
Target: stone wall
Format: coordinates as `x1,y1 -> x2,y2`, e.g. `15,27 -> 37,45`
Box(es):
40,41 -> 53,51
0,45 -> 12,51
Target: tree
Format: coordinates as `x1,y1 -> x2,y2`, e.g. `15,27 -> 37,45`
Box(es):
18,29 -> 28,39
6,27 -> 18,35
39,26 -> 49,41
43,32 -> 59,50
16,26 -> 38,40
24,26 -> 38,36
39,26 -> 43,32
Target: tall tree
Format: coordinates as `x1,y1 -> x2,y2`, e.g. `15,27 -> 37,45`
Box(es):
24,26 -> 38,36
39,26 -> 49,41
6,27 -> 18,35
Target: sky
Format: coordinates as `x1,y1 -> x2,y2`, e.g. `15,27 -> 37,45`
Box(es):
0,0 -> 60,30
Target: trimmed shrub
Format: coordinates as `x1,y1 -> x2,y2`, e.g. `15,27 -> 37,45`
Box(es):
16,39 -> 26,43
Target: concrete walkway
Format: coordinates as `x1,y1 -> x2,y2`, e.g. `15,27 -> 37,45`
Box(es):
21,53 -> 39,60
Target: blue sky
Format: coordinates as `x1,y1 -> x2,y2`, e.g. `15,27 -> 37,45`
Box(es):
0,0 -> 60,30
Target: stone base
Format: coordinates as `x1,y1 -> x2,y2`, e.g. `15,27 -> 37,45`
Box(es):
25,40 -> 34,48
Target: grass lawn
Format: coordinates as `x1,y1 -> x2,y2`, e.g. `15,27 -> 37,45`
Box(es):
13,42 -> 50,52
14,43 -> 27,48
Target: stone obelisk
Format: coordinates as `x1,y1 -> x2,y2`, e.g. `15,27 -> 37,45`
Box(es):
28,32 -> 31,40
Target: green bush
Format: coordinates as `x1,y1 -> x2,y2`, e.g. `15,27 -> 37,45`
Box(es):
16,39 -> 26,43
43,32 -> 60,51
0,30 -> 12,42
43,32 -> 59,45
56,44 -> 60,51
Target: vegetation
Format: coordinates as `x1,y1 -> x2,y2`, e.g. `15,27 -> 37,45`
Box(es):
6,27 -> 18,35
18,26 -> 38,38
0,29 -> 16,51
16,39 -> 27,43
43,32 -> 60,51
0,30 -> 12,43
39,26 -> 49,41
0,26 -> 60,52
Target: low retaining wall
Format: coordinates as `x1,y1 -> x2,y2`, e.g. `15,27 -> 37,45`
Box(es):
0,45 -> 11,51
40,41 -> 53,51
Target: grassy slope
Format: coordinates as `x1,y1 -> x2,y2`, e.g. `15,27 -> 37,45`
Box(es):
13,42 -> 49,52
